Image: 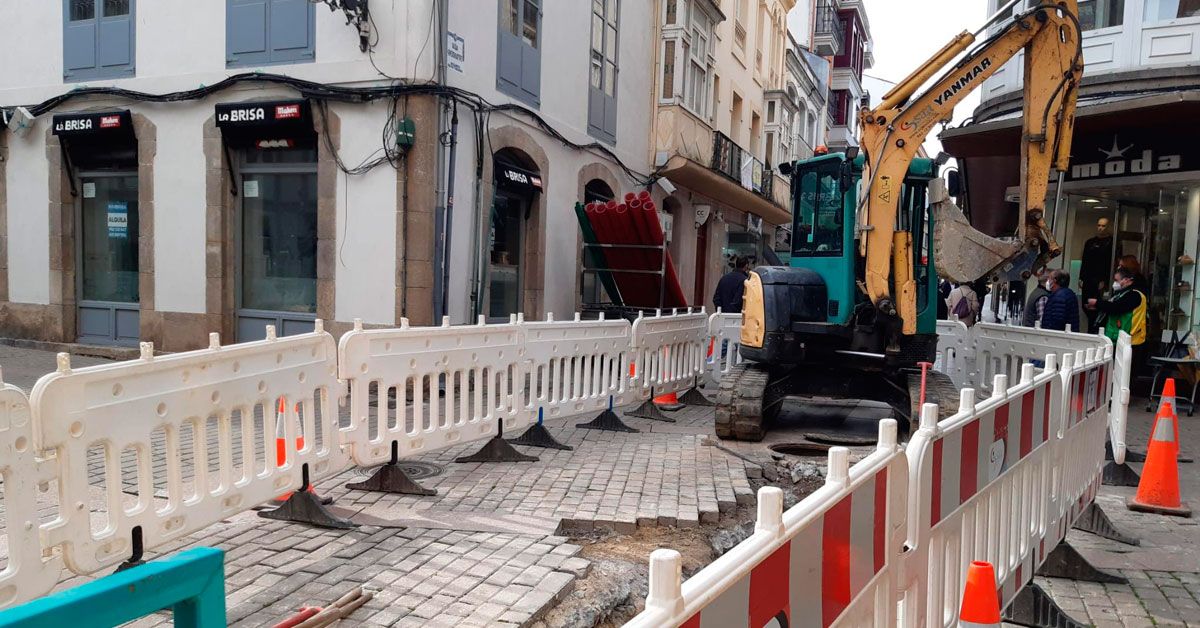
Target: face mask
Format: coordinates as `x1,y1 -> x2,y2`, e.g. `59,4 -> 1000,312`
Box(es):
1045,280 -> 1053,290
1112,280 -> 1124,292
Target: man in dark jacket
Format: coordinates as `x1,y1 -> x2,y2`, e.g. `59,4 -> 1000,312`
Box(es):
1079,217 -> 1114,331
1041,269 -> 1081,332
713,256 -> 751,313
1021,267 -> 1051,327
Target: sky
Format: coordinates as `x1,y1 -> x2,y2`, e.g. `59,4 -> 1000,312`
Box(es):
795,0 -> 991,156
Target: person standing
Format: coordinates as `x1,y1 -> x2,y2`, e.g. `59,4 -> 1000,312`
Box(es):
1079,217 -> 1115,332
1041,270 -> 1081,332
1021,267 -> 1051,327
713,255 -> 751,314
947,282 -> 980,327
1087,267 -> 1148,364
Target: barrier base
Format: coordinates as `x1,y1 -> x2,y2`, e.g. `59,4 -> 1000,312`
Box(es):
1003,581 -> 1087,628
678,387 -> 714,407
1036,542 -> 1128,584
259,484 -> 357,530
1106,440 -> 1147,463
627,399 -> 677,422
508,422 -> 573,450
455,435 -> 539,463
1102,461 -> 1142,487
346,461 -> 437,496
576,408 -> 639,433
1072,503 -> 1139,546
1127,496 -> 1193,518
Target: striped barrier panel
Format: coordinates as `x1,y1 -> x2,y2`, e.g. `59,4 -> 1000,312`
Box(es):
902,359 -> 1063,627
704,312 -> 743,386
630,310 -> 709,399
0,381 -> 63,609
29,325 -> 346,576
337,316 -> 525,465
520,313 -> 633,422
625,420 -> 908,628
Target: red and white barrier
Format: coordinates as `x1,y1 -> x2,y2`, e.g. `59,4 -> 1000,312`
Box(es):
626,420 -> 908,628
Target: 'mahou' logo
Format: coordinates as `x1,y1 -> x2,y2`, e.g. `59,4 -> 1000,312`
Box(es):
934,58 -> 992,106
1070,135 -> 1181,179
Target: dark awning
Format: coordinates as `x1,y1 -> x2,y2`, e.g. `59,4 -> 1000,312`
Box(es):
215,99 -> 314,146
52,109 -> 134,137
52,110 -> 137,170
495,162 -> 543,194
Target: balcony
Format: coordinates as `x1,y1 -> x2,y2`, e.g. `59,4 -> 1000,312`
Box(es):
711,131 -> 774,202
654,105 -> 790,225
813,1 -> 844,57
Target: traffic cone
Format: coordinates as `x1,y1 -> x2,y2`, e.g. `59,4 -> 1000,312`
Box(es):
959,561 -> 1002,627
706,337 -> 715,360
653,391 -> 684,410
272,396 -> 317,503
1127,406 -> 1192,517
1156,378 -> 1180,456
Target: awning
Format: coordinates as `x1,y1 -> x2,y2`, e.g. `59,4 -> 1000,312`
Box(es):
495,162 -> 543,194
215,99 -> 314,146
52,109 -> 137,170
52,109 -> 134,137
658,155 -> 790,225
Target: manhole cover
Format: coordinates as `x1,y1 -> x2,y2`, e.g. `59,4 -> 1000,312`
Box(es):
769,442 -> 830,457
397,461 -> 444,479
803,432 -> 878,446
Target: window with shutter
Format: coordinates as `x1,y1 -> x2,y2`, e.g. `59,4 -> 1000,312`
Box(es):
496,0 -> 541,107
587,0 -> 619,143
63,0 -> 135,81
227,0 -> 315,68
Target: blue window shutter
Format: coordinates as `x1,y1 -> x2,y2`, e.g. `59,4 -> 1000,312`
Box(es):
269,0 -> 314,57
603,91 -> 618,141
521,44 -> 540,103
497,31 -> 524,96
63,2 -> 97,78
496,0 -> 540,106
97,9 -> 133,71
228,0 -> 268,64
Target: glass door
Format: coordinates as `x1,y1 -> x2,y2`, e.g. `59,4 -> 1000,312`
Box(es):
485,190 -> 525,322
77,173 -> 139,345
236,162 -> 318,341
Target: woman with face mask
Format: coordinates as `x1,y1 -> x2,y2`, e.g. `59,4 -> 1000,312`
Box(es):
1087,267 -> 1147,347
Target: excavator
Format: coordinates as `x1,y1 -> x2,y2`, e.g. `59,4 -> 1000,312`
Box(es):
715,0 -> 1084,440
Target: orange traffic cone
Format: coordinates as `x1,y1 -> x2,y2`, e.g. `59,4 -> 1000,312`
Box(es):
959,561 -> 1002,627
706,338 -> 715,360
1156,378 -> 1181,456
273,396 -> 312,503
1127,403 -> 1191,517
653,391 -> 684,411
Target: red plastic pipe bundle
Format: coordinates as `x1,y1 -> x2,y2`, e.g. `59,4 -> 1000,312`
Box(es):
582,191 -> 688,309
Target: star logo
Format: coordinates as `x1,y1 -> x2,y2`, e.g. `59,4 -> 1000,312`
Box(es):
1098,135 -> 1133,160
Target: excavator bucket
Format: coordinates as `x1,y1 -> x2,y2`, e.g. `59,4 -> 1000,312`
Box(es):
930,179 -> 1030,284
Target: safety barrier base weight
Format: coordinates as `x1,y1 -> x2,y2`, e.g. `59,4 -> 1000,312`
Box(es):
1072,503 -> 1139,546
508,408 -> 573,450
1036,542 -> 1128,584
576,396 -> 639,432
1003,581 -> 1088,628
678,385 -> 714,407
347,441 -> 437,496
455,420 -> 539,463
259,464 -> 357,530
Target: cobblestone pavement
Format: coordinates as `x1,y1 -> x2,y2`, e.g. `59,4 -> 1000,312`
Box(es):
1029,402 -> 1200,627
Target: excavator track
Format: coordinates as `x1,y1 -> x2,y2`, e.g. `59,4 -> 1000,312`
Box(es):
715,363 -> 780,442
907,369 -> 961,425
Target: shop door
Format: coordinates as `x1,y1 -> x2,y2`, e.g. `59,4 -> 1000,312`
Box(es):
77,173 -> 139,345
694,221 -> 708,305
485,190 -> 526,322
236,160 -> 318,342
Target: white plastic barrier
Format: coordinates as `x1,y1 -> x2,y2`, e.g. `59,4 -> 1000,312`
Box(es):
30,325 -> 346,575
630,310 -> 708,399
705,312 -> 743,386
0,381 -> 63,608
627,420 -> 908,628
1047,347 -> 1111,554
520,314 -> 633,422
1108,331 -> 1133,464
934,321 -> 974,388
972,323 -> 1106,393
338,316 -> 524,466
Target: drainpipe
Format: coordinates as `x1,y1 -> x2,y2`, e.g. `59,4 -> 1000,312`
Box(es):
431,0 -> 449,321
441,103 -> 459,322
469,116 -> 485,319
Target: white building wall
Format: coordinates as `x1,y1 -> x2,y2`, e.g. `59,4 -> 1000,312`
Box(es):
5,133 -> 50,305
152,105 -> 211,314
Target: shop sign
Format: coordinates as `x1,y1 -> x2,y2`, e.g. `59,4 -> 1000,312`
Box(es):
496,165 -> 542,193
52,110 -> 131,136
1066,131 -> 1190,182
107,202 -> 128,239
215,100 -> 309,127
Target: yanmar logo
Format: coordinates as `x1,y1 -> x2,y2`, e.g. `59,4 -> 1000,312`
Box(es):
99,115 -> 121,129
274,104 -> 301,120
934,57 -> 992,106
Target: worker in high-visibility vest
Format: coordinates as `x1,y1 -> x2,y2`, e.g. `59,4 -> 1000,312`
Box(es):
1088,266 -> 1147,366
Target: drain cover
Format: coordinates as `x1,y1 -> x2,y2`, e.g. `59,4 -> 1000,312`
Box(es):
769,442 -> 830,457
397,461 -> 444,479
803,432 -> 878,446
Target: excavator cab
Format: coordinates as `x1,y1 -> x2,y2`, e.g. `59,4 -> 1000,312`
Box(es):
740,152 -> 939,366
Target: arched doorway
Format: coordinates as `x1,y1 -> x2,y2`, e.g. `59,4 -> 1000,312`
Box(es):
584,178 -> 614,203
487,148 -> 542,321
580,178 -> 616,305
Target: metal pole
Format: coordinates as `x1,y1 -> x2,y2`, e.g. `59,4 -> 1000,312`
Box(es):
440,103 -> 459,320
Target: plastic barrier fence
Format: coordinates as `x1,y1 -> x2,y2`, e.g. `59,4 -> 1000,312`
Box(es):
521,313 -> 633,422
627,421 -> 908,628
972,323 -> 1105,393
1108,331 -> 1134,464
0,547 -> 225,627
338,316 -> 524,465
31,326 -> 345,576
705,312 -> 743,386
933,320 -> 973,388
625,327 -> 1130,628
630,310 -> 708,399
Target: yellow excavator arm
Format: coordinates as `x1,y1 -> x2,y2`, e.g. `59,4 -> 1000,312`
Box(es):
857,0 -> 1083,333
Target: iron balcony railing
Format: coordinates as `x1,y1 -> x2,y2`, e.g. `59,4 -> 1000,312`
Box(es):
814,1 -> 845,52
711,131 -> 774,202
